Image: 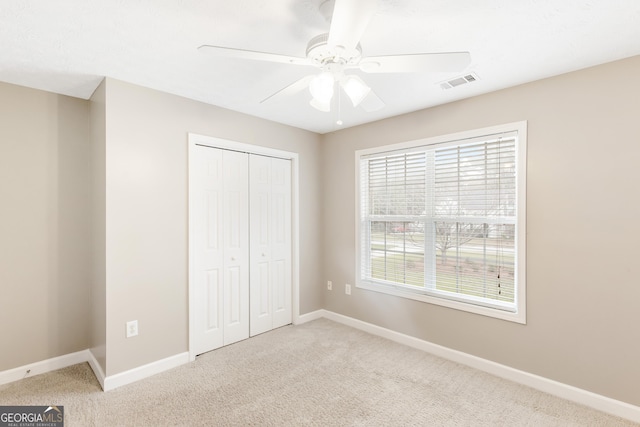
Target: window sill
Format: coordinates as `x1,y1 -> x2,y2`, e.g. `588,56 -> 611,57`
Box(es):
356,280 -> 526,324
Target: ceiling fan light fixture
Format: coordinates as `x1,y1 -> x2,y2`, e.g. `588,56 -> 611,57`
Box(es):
309,72 -> 335,104
310,97 -> 331,112
342,75 -> 371,107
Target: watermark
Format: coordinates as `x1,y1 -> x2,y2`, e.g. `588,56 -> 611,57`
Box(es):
0,406 -> 63,427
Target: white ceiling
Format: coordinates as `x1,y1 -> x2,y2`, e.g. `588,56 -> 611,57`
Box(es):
1,0 -> 639,134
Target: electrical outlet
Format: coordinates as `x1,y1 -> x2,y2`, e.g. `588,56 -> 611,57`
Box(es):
327,280 -> 332,290
126,320 -> 138,338
345,284 -> 351,295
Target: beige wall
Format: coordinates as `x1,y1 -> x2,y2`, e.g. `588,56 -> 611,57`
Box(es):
0,82 -> 91,371
321,55 -> 640,406
102,78 -> 323,375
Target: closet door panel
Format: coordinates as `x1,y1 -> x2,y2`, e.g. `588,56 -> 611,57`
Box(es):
222,150 -> 249,346
270,158 -> 292,329
249,155 -> 273,336
192,146 -> 224,354
250,155 -> 292,336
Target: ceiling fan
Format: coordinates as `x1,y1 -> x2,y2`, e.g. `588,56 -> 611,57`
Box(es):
198,0 -> 470,115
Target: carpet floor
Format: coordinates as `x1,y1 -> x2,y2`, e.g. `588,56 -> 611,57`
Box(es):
0,318 -> 636,426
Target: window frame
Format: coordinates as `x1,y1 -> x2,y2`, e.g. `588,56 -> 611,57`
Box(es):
355,121 -> 527,324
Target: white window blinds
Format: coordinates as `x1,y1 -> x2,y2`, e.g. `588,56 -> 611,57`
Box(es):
359,131 -> 521,313
365,152 -> 428,287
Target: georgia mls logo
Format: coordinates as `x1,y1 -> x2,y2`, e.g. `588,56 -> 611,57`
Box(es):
44,406 -> 63,418
0,405 -> 64,427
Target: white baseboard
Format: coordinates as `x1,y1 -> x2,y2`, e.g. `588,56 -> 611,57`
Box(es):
86,350 -> 106,390
0,350 -> 91,387
293,309 -> 325,325
102,352 -> 189,392
321,310 -> 640,424
1,350 -> 189,393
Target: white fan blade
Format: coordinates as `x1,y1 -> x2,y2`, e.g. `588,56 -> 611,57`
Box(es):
359,52 -> 471,74
198,45 -> 311,66
260,75 -> 315,104
359,89 -> 384,112
328,0 -> 378,50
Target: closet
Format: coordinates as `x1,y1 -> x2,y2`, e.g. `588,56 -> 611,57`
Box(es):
190,144 -> 292,356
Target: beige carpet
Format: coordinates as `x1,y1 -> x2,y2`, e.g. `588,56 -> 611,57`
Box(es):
0,318 -> 636,426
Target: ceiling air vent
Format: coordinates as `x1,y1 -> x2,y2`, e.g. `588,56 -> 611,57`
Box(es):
439,73 -> 479,90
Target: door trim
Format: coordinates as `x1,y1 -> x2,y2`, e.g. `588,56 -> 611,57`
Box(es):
187,133 -> 300,361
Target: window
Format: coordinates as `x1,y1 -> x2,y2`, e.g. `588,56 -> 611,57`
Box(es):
356,122 -> 526,323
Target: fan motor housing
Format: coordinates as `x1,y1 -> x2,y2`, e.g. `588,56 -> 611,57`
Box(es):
306,33 -> 362,67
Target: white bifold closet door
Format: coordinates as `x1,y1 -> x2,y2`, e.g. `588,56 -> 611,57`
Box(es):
192,144 -> 292,356
249,155 -> 292,336
192,146 -> 249,355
